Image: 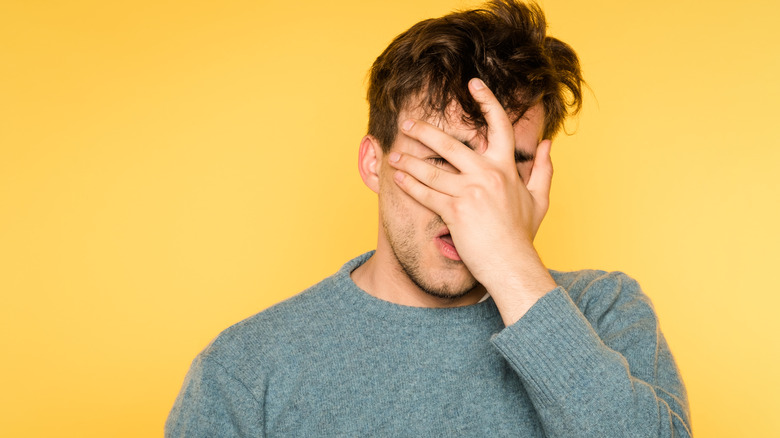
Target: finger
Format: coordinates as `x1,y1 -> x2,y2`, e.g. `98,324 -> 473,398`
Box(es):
388,151 -> 460,195
525,139 -> 553,210
392,170 -> 451,215
400,119 -> 479,173
467,78 -> 514,160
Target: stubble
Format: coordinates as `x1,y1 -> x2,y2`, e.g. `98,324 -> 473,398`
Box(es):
381,213 -> 477,300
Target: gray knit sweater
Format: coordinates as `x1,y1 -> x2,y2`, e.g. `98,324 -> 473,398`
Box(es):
166,252 -> 690,437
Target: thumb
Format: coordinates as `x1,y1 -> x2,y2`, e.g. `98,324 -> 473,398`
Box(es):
526,139 -> 553,212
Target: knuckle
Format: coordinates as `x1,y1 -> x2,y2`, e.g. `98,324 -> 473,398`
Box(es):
443,139 -> 459,155
465,183 -> 486,201
450,199 -> 467,218
427,167 -> 440,185
485,169 -> 506,189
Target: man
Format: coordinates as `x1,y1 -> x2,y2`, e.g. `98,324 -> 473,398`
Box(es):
166,1 -> 691,436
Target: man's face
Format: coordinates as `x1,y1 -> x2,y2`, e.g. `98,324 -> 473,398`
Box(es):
377,101 -> 546,300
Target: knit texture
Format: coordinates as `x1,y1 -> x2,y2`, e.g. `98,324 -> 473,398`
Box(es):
166,251 -> 690,437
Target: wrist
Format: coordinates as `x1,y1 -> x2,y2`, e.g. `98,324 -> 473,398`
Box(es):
482,247 -> 557,326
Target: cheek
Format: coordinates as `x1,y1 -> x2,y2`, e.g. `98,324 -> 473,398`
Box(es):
379,175 -> 417,220
378,161 -> 437,219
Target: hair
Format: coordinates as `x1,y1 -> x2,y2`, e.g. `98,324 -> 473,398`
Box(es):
367,0 -> 584,152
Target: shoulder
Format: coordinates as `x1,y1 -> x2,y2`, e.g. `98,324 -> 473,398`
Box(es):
550,269 -> 643,296
550,269 -> 648,303
549,269 -> 658,333
191,252 -> 373,376
193,268 -> 354,381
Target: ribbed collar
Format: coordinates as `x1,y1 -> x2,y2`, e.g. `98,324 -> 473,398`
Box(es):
332,251 -> 502,326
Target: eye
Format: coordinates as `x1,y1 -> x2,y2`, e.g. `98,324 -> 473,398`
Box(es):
426,156 -> 458,172
428,157 -> 450,167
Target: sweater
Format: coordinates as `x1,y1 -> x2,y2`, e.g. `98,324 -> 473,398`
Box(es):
165,251 -> 691,437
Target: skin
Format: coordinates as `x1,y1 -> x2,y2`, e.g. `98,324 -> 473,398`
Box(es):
352,78 -> 557,325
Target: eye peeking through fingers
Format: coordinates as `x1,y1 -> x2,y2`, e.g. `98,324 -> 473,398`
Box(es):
426,156 -> 454,170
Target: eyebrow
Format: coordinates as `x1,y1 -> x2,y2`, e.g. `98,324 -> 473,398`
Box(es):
515,149 -> 534,163
459,138 -> 478,151
454,137 -> 534,163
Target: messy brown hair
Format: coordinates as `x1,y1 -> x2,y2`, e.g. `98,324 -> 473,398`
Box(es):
367,0 -> 583,152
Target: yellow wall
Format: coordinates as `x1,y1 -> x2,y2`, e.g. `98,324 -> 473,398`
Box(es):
1,0 -> 778,436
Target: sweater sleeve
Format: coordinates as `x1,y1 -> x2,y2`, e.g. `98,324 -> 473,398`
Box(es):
490,272 -> 691,437
165,354 -> 264,438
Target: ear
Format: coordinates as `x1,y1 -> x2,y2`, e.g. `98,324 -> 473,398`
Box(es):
358,134 -> 383,194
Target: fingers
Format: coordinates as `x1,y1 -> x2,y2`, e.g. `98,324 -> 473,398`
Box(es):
392,170 -> 451,215
388,151 -> 460,194
400,119 -> 478,172
467,78 -> 514,160
525,139 -> 553,211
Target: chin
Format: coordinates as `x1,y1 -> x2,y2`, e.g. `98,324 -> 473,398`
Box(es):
409,268 -> 479,300
421,285 -> 476,300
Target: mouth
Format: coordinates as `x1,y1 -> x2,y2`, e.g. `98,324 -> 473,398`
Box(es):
435,228 -> 461,261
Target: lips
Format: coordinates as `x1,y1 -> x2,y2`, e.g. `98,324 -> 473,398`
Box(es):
435,228 -> 461,261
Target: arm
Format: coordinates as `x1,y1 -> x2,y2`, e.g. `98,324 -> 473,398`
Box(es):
165,354 -> 264,438
491,272 -> 691,437
389,79 -> 689,436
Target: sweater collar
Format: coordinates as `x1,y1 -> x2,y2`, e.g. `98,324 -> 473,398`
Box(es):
332,251 -> 501,325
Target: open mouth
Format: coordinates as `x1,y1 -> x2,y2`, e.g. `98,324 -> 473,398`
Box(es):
439,233 -> 455,247
435,229 -> 461,261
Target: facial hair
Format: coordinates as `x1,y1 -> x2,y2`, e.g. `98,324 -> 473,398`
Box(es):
381,214 -> 478,300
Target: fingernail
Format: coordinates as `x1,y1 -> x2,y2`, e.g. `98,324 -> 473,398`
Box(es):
471,78 -> 485,89
394,171 -> 405,182
389,152 -> 400,163
401,120 -> 415,131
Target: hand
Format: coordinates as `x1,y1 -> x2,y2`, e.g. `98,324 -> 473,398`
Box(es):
388,78 -> 557,323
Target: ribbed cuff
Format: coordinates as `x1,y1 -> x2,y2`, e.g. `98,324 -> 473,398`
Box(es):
490,287 -> 620,407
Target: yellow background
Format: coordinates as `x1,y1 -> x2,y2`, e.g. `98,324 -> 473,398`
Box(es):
1,0 -> 778,436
